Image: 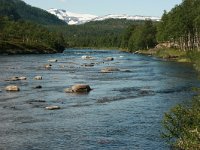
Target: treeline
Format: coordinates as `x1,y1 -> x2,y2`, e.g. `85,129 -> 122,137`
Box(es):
0,17 -> 66,54
49,19 -> 157,51
157,0 -> 200,51
121,20 -> 157,51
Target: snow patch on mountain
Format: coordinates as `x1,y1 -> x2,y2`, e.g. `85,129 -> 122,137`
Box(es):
47,8 -> 160,25
48,8 -> 97,25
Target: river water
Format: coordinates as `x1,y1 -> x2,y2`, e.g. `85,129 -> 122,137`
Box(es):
0,49 -> 199,150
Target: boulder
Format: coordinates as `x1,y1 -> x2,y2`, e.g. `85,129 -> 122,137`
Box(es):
6,76 -> 27,81
48,59 -> 57,62
10,77 -> 20,81
34,76 -> 42,80
34,85 -> 42,89
104,57 -> 114,61
101,67 -> 120,73
65,84 -> 92,93
5,85 -> 20,91
44,64 -> 52,69
45,106 -> 60,110
81,63 -> 95,67
81,55 -> 94,60
18,76 -> 27,80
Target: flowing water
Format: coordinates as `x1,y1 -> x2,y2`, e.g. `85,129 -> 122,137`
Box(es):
0,49 -> 199,150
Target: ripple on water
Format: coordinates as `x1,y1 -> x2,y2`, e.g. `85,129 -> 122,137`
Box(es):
0,49 -> 199,150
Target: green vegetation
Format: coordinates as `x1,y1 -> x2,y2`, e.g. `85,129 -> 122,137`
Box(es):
157,0 -> 200,51
48,19 -> 146,49
0,0 -> 67,54
162,97 -> 200,149
158,1 -> 200,149
121,20 -> 157,52
0,0 -> 66,25
0,17 -> 66,54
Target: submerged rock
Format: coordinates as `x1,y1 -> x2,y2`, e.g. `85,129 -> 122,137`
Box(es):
81,55 -> 94,60
81,63 -> 95,67
48,59 -> 57,62
44,64 -> 52,69
10,77 -> 20,81
45,106 -> 60,110
104,57 -> 114,61
34,76 -> 42,80
34,85 -> 42,89
5,76 -> 26,81
101,67 -> 120,73
5,85 -> 20,91
65,84 -> 92,93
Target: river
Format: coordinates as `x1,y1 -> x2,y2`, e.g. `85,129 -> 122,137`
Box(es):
0,49 -> 199,150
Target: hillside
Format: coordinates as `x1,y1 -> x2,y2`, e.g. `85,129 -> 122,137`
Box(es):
49,19 -> 149,48
47,8 -> 160,25
0,0 -> 66,25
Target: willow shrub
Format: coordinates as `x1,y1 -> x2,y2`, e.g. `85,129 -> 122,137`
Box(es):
162,96 -> 200,149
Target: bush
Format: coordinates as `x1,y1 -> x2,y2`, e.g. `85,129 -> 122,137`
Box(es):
162,97 -> 200,149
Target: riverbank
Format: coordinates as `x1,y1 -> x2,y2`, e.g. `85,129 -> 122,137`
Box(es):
135,48 -> 191,63
0,41 -> 65,55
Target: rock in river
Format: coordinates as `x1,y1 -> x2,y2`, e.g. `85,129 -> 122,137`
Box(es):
18,76 -> 27,80
34,85 -> 42,89
48,59 -> 57,62
44,64 -> 52,69
65,84 -> 92,93
101,67 -> 120,73
5,85 -> 20,91
104,57 -> 114,61
81,55 -> 94,60
6,76 -> 26,81
45,106 -> 60,110
34,76 -> 42,80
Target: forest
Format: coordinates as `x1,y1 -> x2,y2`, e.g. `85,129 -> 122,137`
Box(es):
0,16 -> 66,54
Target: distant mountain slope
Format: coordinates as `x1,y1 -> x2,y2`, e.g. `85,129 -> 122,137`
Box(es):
47,8 -> 160,25
48,8 -> 97,25
0,0 -> 66,25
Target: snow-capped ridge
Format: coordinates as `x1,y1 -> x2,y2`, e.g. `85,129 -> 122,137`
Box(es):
47,8 -> 161,25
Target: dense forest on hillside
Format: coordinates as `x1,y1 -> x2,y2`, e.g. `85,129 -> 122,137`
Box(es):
0,17 -> 65,54
48,19 -> 157,51
0,0 -> 66,25
157,0 -> 200,51
0,0 -> 67,54
48,19 -> 145,48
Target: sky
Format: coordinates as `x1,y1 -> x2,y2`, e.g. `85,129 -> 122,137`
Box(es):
23,0 -> 182,17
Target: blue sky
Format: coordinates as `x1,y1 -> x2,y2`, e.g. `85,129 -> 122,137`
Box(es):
23,0 -> 182,17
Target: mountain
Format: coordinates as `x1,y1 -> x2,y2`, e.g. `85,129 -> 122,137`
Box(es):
0,0 -> 66,25
47,8 -> 160,25
47,8 -> 97,25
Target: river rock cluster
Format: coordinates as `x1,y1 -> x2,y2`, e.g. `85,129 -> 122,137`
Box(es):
2,55 -> 125,110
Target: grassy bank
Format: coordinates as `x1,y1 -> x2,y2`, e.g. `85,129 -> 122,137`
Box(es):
135,48 -> 191,63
